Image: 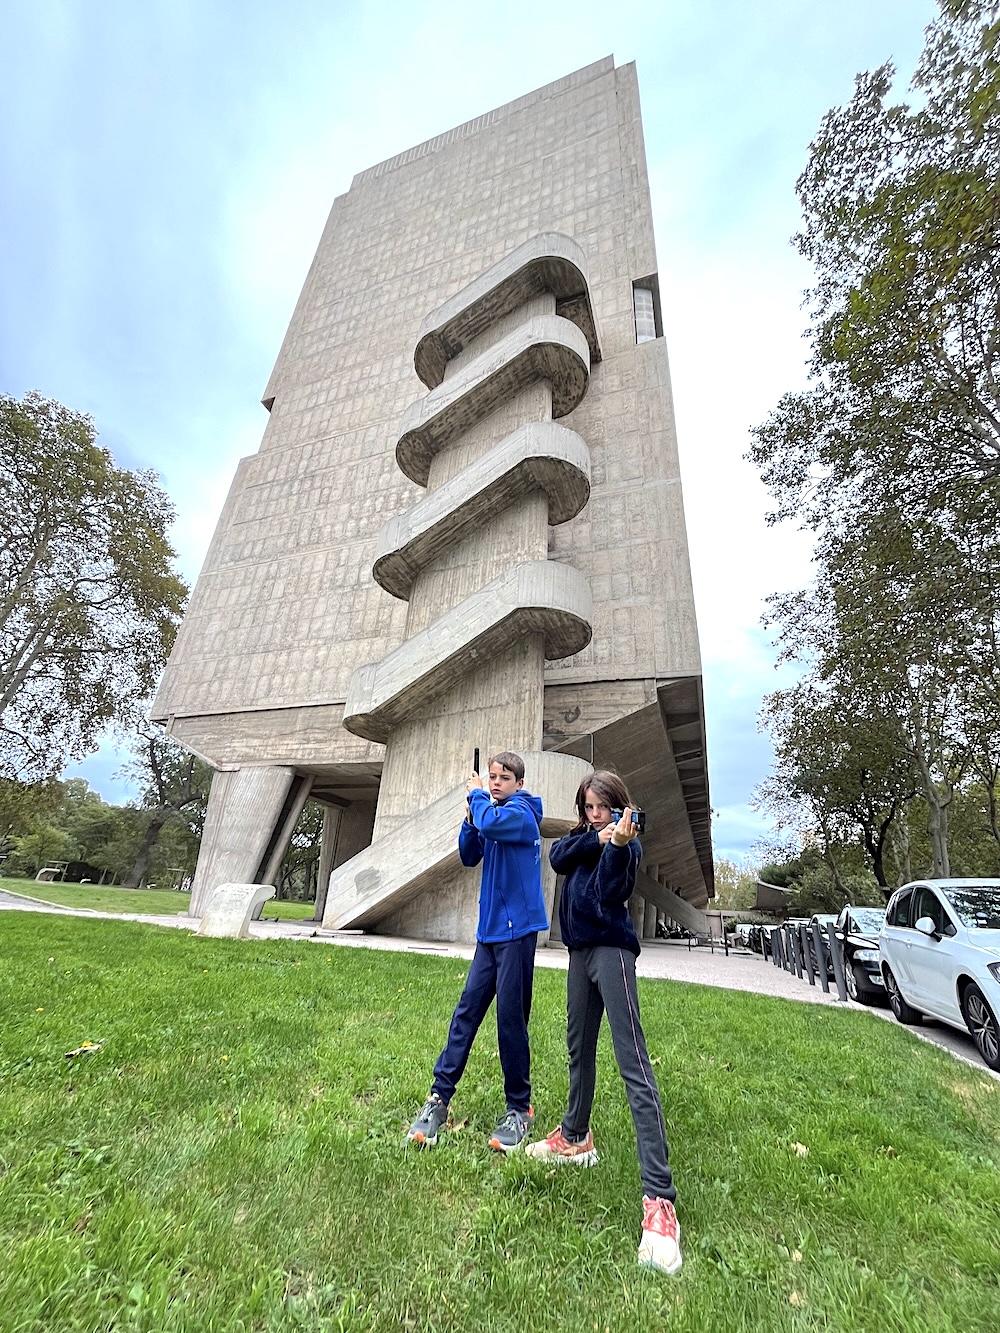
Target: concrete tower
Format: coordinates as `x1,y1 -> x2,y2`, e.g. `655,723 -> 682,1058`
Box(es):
152,57 -> 713,942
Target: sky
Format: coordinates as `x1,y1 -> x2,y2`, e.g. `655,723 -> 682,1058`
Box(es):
1,0 -> 939,863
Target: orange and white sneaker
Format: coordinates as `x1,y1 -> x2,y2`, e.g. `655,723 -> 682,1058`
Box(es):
524,1124 -> 599,1167
638,1196 -> 682,1275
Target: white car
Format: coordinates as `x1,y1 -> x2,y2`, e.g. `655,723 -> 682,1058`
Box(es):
879,879 -> 1000,1071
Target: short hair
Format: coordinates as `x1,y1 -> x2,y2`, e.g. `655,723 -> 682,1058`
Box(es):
573,769 -> 633,831
489,750 -> 525,781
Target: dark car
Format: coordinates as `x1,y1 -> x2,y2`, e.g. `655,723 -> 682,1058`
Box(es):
834,904 -> 887,1004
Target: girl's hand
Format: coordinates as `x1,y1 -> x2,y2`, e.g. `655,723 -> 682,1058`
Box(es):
597,822 -> 615,844
610,808 -> 634,847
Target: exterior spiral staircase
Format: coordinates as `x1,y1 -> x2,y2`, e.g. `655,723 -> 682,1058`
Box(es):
323,234 -> 601,936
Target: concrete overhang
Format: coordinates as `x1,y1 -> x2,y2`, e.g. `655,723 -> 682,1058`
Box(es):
551,676 -> 713,907
397,315 -> 591,487
373,421 -> 590,600
414,231 -> 602,389
344,560 -> 593,745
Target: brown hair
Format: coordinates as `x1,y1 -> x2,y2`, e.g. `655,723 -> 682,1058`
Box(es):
489,750 -> 525,781
572,769 -> 634,831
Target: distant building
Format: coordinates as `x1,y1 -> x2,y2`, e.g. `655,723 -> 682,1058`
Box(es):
153,58 -> 712,943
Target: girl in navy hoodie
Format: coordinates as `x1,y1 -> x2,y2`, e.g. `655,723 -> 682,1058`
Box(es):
526,770 -> 681,1276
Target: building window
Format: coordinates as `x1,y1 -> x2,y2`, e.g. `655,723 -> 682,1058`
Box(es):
633,286 -> 656,342
632,275 -> 662,344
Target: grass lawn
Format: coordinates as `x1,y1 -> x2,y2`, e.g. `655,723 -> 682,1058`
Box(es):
1,914 -> 999,1332
0,878 -> 315,921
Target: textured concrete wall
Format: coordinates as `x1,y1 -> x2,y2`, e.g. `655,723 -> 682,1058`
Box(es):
153,57 -> 712,936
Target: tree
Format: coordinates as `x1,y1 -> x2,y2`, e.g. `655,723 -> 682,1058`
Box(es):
748,2 -> 1000,885
276,800 -> 324,901
712,857 -> 760,911
0,392 -> 188,780
749,0 -> 1000,542
122,730 -> 211,888
756,681 -> 915,887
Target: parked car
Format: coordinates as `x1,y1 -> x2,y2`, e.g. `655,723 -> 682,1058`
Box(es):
879,879 -> 1000,1071
834,904 -> 886,1004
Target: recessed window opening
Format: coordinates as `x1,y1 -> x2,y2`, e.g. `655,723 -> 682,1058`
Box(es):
632,275 -> 663,344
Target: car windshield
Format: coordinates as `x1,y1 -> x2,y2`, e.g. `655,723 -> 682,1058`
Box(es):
851,908 -> 886,934
940,886 -> 1000,929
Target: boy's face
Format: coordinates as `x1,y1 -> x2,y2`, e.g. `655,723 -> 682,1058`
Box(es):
488,763 -> 523,801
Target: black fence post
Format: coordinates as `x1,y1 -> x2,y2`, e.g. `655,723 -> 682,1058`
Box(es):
810,922 -> 830,994
789,926 -> 803,978
799,924 -> 816,986
826,921 -> 849,1002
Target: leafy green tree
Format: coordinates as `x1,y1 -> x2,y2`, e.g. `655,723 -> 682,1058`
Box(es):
121,730 -> 211,888
712,857 -> 760,911
276,800 -> 324,901
0,392 -> 188,780
7,824 -> 75,877
749,0 -> 1000,540
758,677 -> 916,887
0,778 -> 61,863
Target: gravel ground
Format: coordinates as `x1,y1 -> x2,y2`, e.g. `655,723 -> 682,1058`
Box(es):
3,889 -> 996,1078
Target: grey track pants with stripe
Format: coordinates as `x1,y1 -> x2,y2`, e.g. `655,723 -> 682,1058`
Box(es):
563,944 -> 675,1202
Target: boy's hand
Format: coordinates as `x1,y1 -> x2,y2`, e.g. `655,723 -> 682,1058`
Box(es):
610,808 -> 634,847
466,772 -> 483,793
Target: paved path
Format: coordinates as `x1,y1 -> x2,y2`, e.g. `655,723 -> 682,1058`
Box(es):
3,889 -> 996,1078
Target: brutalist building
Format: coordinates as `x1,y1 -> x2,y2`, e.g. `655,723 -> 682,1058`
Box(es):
153,57 -> 713,943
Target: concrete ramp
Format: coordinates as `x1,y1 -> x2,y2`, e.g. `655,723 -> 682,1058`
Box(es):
635,868 -> 709,935
324,750 -> 592,933
324,781 -> 468,931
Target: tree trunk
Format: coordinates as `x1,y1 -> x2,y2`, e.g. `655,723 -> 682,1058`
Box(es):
890,817 -> 912,886
125,811 -> 169,888
911,746 -> 952,879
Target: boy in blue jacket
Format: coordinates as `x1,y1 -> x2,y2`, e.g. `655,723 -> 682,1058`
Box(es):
407,751 -> 547,1153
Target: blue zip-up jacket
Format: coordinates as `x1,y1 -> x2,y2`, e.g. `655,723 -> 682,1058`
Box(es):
550,828 -> 642,956
458,788 -> 548,943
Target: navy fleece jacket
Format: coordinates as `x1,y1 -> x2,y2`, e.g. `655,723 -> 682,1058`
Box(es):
550,828 -> 642,956
458,788 -> 548,943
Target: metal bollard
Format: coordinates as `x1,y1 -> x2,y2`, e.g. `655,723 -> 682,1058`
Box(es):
789,926 -> 803,978
810,921 -> 830,993
799,924 -> 816,986
826,921 -> 849,1001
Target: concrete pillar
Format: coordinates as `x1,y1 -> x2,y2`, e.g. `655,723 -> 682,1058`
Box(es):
643,899 -> 657,940
260,776 -> 315,887
629,892 -> 645,936
333,800 -> 377,867
189,767 -> 299,917
312,804 -> 344,922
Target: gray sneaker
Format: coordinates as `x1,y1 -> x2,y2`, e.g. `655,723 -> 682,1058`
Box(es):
407,1093 -> 449,1147
488,1105 -> 534,1153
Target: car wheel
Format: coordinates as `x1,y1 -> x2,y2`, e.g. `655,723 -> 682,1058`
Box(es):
961,983 -> 1000,1072
848,962 -> 877,1006
883,966 -> 922,1025
845,962 -> 858,1000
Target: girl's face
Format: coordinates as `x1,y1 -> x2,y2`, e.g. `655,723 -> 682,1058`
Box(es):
584,788 -> 615,830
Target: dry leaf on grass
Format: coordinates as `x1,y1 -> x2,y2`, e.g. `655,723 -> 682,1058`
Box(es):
65,1040 -> 103,1059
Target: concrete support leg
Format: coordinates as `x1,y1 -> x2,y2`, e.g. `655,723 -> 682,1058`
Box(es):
312,805 -> 344,922
643,899 -> 657,940
189,767 -> 301,917
629,893 -> 645,936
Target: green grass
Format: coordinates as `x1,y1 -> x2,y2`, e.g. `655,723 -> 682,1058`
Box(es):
0,877 -> 315,920
1,913 -> 999,1333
